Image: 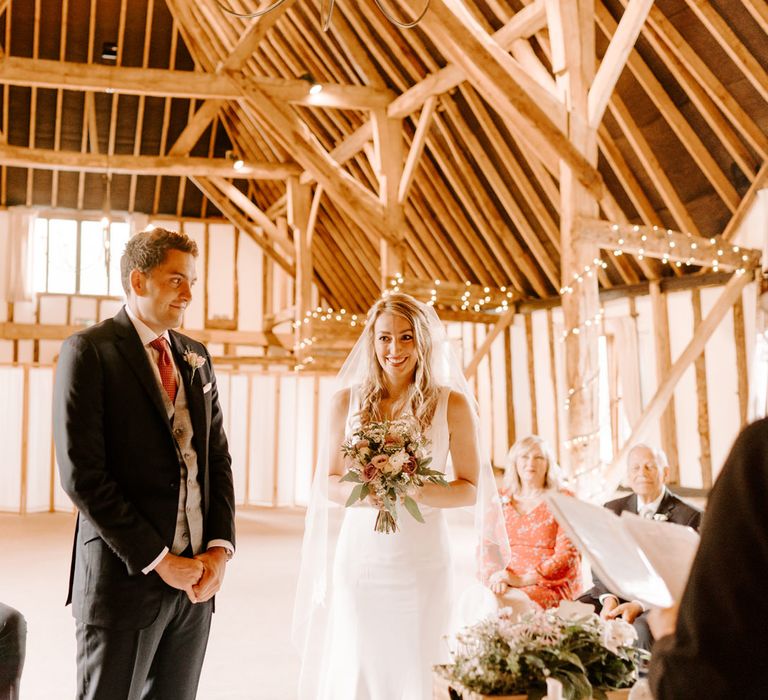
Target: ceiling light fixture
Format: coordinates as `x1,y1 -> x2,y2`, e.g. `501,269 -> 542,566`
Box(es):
226,150 -> 245,171
299,73 -> 323,96
214,0 -> 430,30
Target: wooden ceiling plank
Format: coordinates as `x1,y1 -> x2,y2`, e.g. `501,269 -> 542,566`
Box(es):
460,86 -> 560,253
742,0 -> 768,34
588,0 -> 654,128
168,99 -> 226,156
440,95 -> 560,288
684,0 -> 768,104
387,0 -> 547,118
192,175 -> 295,275
0,143 -> 301,178
638,17 -> 758,179
643,1 -> 768,160
397,95 -> 437,204
722,161 -> 768,241
426,117 -> 537,292
596,4 -> 741,213
608,95 -> 700,234
406,198 -> 468,282
325,4 -> 387,89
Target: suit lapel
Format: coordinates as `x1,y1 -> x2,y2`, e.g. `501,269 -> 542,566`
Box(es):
626,493 -> 639,514
656,490 -> 676,518
169,332 -> 208,458
113,308 -> 172,429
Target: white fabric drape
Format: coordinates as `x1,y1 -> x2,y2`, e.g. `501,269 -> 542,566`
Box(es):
748,189 -> 768,421
3,206 -> 38,302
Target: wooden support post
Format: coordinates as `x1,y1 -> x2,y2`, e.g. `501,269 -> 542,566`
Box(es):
649,281 -> 680,483
551,0 -> 602,481
525,313 -> 539,435
372,109 -> 406,291
733,294 -> 749,429
547,308 -> 562,465
691,289 -> 712,489
504,327 -> 516,449
288,176 -> 313,367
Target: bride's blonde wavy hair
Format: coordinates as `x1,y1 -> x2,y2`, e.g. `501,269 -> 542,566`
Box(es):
358,293 -> 440,432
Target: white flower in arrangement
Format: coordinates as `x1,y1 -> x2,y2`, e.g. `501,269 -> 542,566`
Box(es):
387,450 -> 409,474
601,618 -> 638,654
183,348 -> 206,381
652,513 -> 669,522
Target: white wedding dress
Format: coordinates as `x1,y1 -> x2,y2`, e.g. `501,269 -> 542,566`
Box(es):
316,387 -> 454,700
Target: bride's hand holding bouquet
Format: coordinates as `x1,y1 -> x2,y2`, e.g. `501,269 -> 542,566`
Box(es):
340,416 -> 448,533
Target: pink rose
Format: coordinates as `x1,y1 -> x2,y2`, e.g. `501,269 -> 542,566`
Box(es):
401,456 -> 418,476
354,440 -> 370,450
362,463 -> 378,482
371,454 -> 388,467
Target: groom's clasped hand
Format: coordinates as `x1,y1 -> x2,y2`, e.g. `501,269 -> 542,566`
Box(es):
154,547 -> 229,603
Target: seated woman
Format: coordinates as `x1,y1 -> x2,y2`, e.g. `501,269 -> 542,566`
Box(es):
489,436 -> 581,610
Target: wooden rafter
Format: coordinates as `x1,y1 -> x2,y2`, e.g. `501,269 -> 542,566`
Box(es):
588,0 -> 653,128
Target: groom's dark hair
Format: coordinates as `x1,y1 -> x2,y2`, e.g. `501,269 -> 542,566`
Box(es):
120,227 -> 198,296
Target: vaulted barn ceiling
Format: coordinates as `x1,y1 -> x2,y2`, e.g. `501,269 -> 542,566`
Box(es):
0,0 -> 765,311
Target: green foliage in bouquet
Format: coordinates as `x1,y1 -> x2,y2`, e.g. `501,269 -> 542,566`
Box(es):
440,601 -> 648,699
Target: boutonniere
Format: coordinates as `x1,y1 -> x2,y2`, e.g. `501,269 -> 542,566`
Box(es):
183,348 -> 206,381
652,513 -> 669,522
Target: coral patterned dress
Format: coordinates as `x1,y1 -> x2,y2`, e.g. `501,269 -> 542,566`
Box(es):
500,491 -> 581,609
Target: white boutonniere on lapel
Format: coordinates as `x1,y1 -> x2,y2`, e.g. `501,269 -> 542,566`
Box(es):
183,348 -> 206,382
652,513 -> 669,522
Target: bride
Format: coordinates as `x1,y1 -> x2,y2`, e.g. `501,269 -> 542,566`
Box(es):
292,293 -> 509,700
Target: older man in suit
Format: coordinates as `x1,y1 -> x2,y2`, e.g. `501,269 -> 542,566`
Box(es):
54,228 -> 235,700
578,444 -> 701,650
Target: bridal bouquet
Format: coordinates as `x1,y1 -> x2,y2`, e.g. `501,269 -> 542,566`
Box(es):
437,601 -> 645,699
340,417 -> 448,533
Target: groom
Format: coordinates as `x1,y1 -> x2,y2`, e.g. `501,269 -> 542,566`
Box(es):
53,227 -> 235,700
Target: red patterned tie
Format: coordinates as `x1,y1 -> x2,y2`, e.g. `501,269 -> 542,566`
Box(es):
149,337 -> 177,404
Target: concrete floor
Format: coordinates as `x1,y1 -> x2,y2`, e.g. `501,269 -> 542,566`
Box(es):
1,508 -> 305,700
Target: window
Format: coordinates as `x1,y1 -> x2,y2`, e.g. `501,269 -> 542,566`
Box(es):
32,217 -> 130,297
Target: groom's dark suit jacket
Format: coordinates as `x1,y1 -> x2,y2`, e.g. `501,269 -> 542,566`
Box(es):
53,307 -> 235,630
579,490 -> 702,607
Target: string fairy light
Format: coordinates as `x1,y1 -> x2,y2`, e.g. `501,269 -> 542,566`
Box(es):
563,429 -> 601,451
560,309 -> 605,342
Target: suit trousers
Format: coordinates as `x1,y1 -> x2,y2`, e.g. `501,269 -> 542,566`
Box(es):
75,587 -> 213,700
0,603 -> 26,700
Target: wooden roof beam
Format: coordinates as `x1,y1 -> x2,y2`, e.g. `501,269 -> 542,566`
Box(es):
397,96 -> 437,204
0,56 -> 394,109
588,0 -> 653,128
231,73 -> 396,246
0,143 -> 301,179
418,0 -> 605,200
387,0 -> 547,118
722,161 -> 768,241
578,219 -> 761,271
